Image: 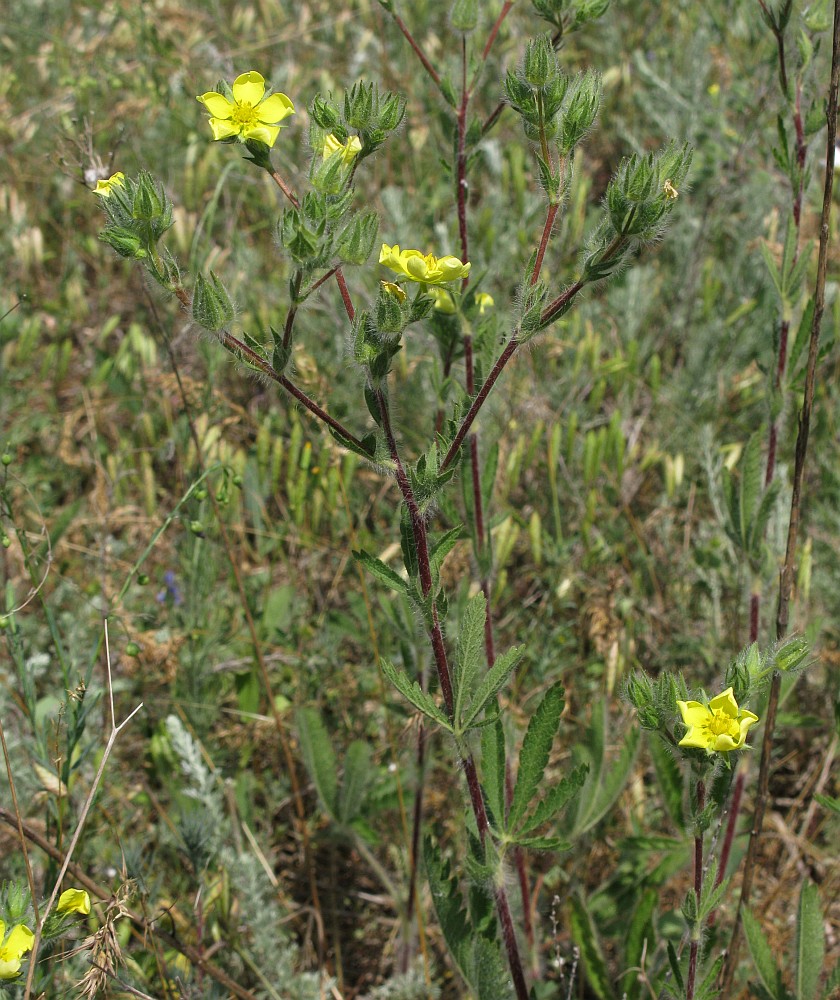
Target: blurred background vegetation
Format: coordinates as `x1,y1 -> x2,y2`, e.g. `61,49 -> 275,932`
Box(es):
0,0 -> 838,997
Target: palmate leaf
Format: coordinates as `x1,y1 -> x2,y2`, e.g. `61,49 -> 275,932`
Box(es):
796,882 -> 824,1000
424,838 -> 472,983
380,658 -> 453,732
743,906 -> 788,1000
569,893 -> 616,1000
621,888 -> 657,1000
649,733 -> 685,830
454,592 -> 489,725
338,740 -> 372,825
508,682 -> 566,831
352,548 -> 408,595
481,711 -> 507,829
296,707 -> 339,819
572,713 -> 640,836
461,644 -> 523,732
516,763 -> 588,836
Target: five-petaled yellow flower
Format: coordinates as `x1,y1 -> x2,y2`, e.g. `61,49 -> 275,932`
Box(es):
323,133 -> 362,164
57,888 -> 91,916
93,172 -> 125,197
379,244 -> 470,285
0,921 -> 34,980
197,72 -> 295,147
676,687 -> 758,753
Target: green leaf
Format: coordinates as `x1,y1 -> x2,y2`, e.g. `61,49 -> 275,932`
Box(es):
796,882 -> 824,1000
739,434 -> 763,542
517,763 -> 589,835
573,721 -> 640,836
787,241 -> 814,297
508,682 -> 566,831
399,509 -> 419,582
789,297 -> 816,375
296,707 -> 339,820
622,888 -> 657,1000
649,734 -> 685,830
424,838 -> 472,984
697,858 -> 730,923
380,658 -> 453,731
461,644 -> 523,731
454,592 -> 488,725
328,425 -> 377,459
338,740 -> 372,825
814,793 -> 840,814
481,712 -> 507,830
743,906 -> 786,1000
429,525 -> 463,576
352,548 -> 408,594
760,240 -> 785,299
569,893 -> 616,1000
510,834 -> 572,851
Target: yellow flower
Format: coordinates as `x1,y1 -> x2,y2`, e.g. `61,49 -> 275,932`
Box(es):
323,133 -> 362,164
475,292 -> 494,314
57,888 -> 91,916
663,179 -> 679,200
431,288 -> 456,313
379,244 -> 470,285
676,687 -> 758,753
197,71 -> 295,147
381,281 -> 407,303
93,172 -> 125,197
0,921 -> 34,980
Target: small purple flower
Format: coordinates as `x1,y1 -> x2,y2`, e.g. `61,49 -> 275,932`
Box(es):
156,570 -> 183,606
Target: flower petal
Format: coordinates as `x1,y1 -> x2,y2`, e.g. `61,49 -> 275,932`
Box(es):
243,123 -> 281,146
713,732 -> 740,751
256,92 -> 295,124
208,118 -> 241,140
232,71 -> 266,106
708,687 -> 739,718
0,956 -> 22,979
678,727 -> 710,749
3,925 -> 34,958
197,92 -> 234,119
57,888 -> 91,916
676,700 -> 709,726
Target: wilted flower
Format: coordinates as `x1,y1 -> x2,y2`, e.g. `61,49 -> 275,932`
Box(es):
379,244 -> 470,285
57,888 -> 91,916
380,281 -> 407,303
676,687 -> 758,753
0,921 -> 34,979
323,133 -> 362,163
197,71 -> 295,147
93,172 -> 125,197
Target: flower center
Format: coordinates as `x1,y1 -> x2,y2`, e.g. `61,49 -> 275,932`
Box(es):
707,710 -> 739,738
231,101 -> 259,127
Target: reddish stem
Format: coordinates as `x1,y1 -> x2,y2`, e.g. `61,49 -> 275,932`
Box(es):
390,12 -> 442,87
532,203 -> 559,286
335,268 -> 356,322
482,1 -> 515,62
686,780 -> 705,1000
442,336 -> 520,472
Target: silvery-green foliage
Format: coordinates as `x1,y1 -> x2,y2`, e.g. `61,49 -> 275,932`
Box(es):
165,713 -> 224,861
363,962 -> 440,999
222,850 -> 329,1000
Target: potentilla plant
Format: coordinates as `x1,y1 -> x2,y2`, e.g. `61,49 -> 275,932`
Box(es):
94,5 -> 696,998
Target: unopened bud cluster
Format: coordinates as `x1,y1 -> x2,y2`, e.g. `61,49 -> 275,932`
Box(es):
505,36 -> 602,200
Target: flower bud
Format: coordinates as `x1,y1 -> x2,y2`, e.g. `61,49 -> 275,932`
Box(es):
523,35 -> 557,88
450,0 -> 478,32
192,271 -> 235,332
99,227 -> 148,259
310,94 -> 341,130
